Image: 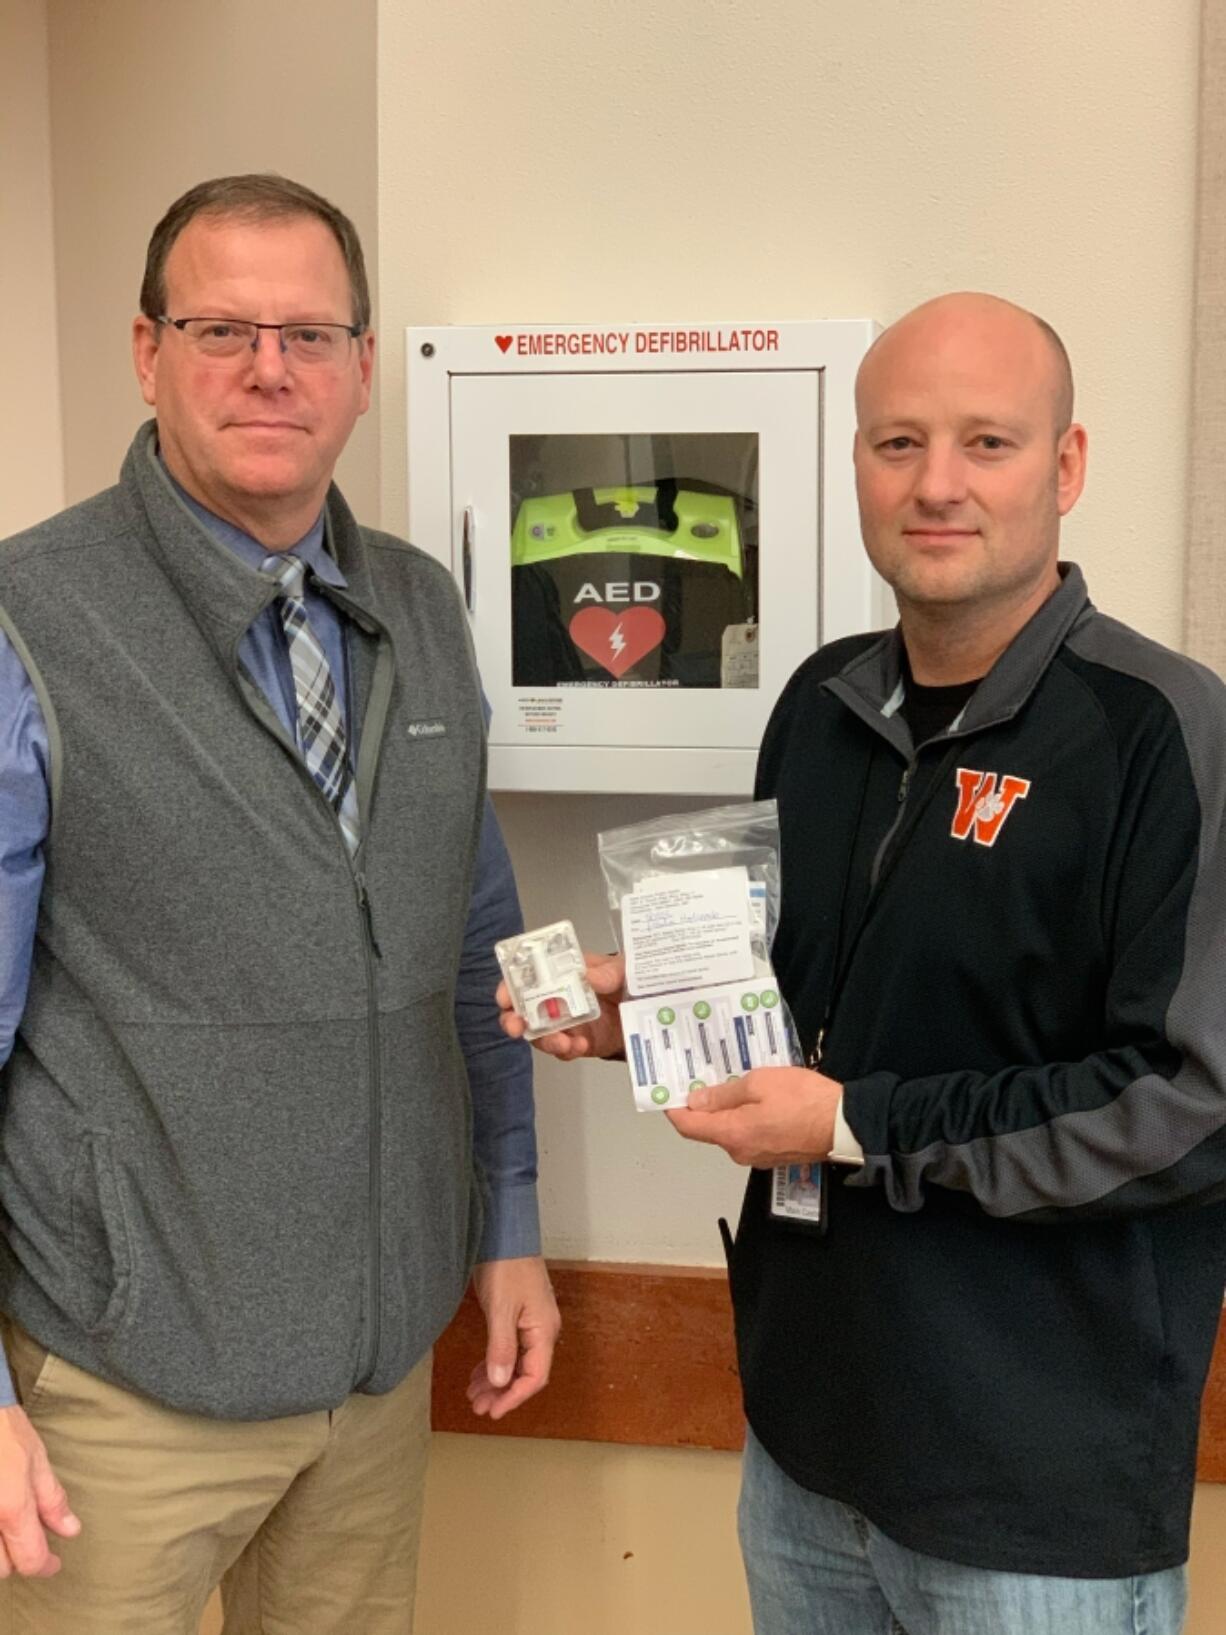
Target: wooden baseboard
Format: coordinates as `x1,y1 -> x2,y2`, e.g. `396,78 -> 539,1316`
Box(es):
1197,1311 -> 1226,1481
431,1261 -> 743,1451
433,1261 -> 1226,1481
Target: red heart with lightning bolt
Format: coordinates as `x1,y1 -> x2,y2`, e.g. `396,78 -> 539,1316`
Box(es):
568,607 -> 666,678
495,335 -> 513,353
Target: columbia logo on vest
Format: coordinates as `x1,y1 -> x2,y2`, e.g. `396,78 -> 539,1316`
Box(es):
951,768 -> 1031,848
406,720 -> 447,739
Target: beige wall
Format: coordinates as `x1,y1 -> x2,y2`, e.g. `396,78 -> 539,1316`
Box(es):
44,0 -> 379,517
417,1436 -> 748,1635
0,0 -> 64,534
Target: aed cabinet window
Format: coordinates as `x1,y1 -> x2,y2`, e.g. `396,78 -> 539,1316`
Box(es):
407,321 -> 881,794
509,432 -> 759,691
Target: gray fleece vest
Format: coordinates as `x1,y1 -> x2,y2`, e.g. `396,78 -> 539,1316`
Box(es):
0,423 -> 487,1419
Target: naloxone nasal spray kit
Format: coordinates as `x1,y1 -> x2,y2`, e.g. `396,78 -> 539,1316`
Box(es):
595,800 -> 800,1111
495,920 -> 601,1041
597,800 -> 824,1227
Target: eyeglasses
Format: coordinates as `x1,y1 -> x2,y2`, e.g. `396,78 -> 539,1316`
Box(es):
157,316 -> 364,368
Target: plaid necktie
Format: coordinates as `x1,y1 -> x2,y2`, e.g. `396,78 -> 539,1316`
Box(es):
262,553 -> 361,857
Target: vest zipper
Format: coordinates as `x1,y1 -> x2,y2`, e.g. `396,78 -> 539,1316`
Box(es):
355,867 -> 384,1387
230,637 -> 388,1391
355,871 -> 383,959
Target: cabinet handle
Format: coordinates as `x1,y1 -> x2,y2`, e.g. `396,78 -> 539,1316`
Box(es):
462,504 -> 475,614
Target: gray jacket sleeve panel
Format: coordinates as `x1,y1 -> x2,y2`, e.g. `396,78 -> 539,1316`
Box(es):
843,622 -> 1226,1222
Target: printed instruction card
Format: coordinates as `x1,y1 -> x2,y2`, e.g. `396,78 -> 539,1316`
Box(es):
622,866 -> 755,997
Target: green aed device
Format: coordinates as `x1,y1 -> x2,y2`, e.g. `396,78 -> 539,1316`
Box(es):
511,481 -> 743,576
510,479 -> 751,688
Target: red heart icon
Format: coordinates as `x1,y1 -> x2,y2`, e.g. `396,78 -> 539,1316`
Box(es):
495,334 -> 513,354
569,607 -> 666,678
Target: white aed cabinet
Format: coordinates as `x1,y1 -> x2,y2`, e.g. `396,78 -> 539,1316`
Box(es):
406,320 -> 882,794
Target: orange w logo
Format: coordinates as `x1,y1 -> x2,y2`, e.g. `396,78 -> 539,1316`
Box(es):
951,768 -> 1032,848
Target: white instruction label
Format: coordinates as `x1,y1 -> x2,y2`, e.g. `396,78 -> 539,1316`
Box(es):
721,622 -> 760,688
623,867 -> 755,997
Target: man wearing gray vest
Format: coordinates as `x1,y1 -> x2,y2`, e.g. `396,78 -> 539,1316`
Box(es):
0,174 -> 557,1633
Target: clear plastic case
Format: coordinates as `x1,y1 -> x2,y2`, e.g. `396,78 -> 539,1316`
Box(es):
496,920 -> 601,1041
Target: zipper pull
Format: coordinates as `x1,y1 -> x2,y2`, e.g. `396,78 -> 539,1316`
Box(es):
807,1027 -> 826,1070
355,872 -> 383,959
897,763 -> 914,804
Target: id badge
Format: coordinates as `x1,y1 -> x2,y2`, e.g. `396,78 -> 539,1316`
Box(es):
769,1161 -> 826,1233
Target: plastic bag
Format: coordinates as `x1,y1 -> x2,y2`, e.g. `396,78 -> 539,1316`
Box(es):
596,800 -> 801,1110
598,799 -> 782,980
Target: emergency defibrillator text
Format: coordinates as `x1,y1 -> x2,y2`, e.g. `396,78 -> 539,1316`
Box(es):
511,328 -> 781,358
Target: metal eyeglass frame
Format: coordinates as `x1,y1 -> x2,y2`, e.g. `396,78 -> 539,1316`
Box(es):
156,316 -> 364,355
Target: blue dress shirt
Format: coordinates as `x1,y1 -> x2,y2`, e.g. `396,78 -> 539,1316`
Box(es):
0,484 -> 539,1407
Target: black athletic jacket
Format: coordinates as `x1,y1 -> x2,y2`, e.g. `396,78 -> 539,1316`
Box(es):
733,563 -> 1226,1577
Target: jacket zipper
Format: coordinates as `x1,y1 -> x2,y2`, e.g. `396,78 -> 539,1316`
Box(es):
812,740 -> 960,1068
818,754 -> 916,1057
869,757 -> 917,890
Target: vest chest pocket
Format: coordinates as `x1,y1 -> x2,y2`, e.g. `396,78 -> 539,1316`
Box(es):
372,717 -> 478,830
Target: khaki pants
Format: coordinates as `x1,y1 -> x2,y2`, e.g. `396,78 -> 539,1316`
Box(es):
0,1319 -> 431,1635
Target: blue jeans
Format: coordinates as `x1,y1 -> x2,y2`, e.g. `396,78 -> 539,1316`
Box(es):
739,1429 -> 1188,1635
